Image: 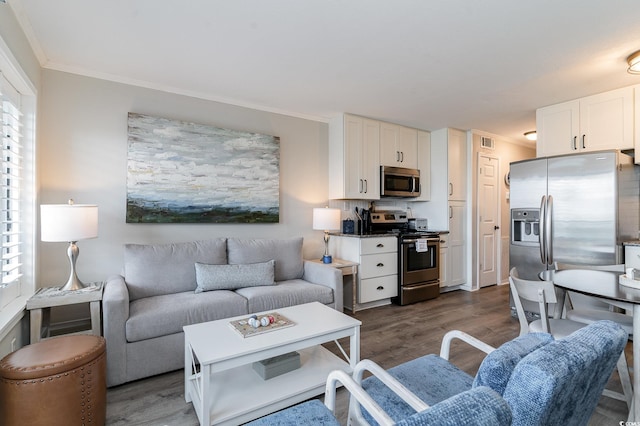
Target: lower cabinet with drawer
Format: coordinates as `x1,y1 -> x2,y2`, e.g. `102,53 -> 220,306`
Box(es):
331,235 -> 398,311
625,244 -> 640,270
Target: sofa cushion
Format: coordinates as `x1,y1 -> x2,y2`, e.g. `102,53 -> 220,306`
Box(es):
126,290 -> 248,342
236,279 -> 334,313
195,260 -> 275,292
124,239 -> 227,301
227,238 -> 304,282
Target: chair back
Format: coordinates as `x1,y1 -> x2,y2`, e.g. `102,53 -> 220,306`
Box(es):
473,332 -> 553,395
509,267 -> 556,335
396,386 -> 512,426
502,320 -> 627,426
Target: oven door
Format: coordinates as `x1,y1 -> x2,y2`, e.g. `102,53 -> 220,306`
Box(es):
400,238 -> 439,285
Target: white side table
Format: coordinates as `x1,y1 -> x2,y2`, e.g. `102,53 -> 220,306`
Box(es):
26,282 -> 105,343
309,258 -> 359,312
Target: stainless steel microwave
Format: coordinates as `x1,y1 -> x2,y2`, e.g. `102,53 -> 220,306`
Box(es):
380,166 -> 420,198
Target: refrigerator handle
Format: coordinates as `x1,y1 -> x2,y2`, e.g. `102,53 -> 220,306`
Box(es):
539,195 -> 547,264
546,195 -> 554,265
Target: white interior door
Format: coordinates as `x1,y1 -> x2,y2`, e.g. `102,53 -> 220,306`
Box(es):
477,153 -> 500,288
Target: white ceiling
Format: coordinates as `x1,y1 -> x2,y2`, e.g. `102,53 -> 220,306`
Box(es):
8,0 -> 640,143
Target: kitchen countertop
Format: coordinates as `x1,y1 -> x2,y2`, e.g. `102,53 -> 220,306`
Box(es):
623,241 -> 640,247
331,230 -> 448,238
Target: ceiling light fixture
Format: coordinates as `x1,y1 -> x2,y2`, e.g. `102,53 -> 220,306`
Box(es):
524,131 -> 537,141
627,50 -> 640,74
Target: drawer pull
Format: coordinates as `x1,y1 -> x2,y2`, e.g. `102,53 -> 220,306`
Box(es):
376,243 -> 384,248
377,263 -> 384,267
376,286 -> 384,291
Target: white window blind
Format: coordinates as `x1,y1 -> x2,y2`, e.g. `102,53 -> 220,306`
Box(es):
0,73 -> 22,307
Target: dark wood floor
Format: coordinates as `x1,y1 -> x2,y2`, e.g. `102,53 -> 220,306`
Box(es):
105,284 -> 629,425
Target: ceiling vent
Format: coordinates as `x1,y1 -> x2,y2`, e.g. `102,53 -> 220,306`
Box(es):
481,136 -> 495,150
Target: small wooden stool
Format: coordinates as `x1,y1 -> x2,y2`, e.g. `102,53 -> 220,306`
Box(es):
0,335 -> 106,426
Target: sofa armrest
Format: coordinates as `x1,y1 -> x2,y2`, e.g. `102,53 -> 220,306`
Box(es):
103,274 -> 130,387
302,261 -> 343,312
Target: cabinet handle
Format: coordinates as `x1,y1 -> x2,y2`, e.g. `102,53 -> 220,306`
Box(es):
449,183 -> 453,196
396,151 -> 400,162
449,206 -> 453,219
377,263 -> 384,267
581,134 -> 586,149
376,243 -> 384,248
376,286 -> 384,291
400,151 -> 404,162
359,179 -> 363,193
363,179 -> 368,193
572,136 -> 577,150
440,240 -> 445,243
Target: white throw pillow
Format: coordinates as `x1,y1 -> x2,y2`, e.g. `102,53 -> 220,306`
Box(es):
194,260 -> 276,293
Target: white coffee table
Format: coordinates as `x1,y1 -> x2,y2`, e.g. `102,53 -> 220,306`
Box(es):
183,302 -> 361,426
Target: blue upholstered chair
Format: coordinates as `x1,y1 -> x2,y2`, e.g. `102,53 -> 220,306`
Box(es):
352,330 -> 553,424
356,320 -> 626,426
245,371 -> 512,426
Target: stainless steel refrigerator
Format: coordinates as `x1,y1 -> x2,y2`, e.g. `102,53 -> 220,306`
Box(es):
509,150 -> 639,312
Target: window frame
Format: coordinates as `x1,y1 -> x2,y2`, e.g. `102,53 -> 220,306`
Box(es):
0,34 -> 36,342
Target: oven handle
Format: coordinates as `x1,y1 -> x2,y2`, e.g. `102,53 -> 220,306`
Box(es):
401,238 -> 440,244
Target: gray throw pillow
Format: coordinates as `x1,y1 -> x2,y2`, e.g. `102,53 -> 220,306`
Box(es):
194,260 -> 276,293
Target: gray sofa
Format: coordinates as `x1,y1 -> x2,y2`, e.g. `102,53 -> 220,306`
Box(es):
102,237 -> 342,387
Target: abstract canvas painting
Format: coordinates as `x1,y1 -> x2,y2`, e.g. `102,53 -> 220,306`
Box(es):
126,113 -> 280,223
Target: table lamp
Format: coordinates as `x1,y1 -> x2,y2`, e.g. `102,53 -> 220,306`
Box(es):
40,200 -> 98,291
312,207 -> 341,264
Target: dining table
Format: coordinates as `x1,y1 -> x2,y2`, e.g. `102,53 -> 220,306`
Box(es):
545,268 -> 640,421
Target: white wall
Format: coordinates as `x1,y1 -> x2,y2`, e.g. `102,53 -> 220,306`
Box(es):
38,70 -> 331,288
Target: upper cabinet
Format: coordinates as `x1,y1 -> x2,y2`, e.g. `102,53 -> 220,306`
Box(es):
380,122 -> 418,169
537,86 -> 634,157
330,113 -> 429,200
447,129 -> 467,201
414,130 -> 431,201
635,86 -> 640,163
329,114 -> 380,200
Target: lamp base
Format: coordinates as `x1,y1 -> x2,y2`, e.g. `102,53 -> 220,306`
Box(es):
322,255 -> 333,264
60,241 -> 88,291
61,275 -> 87,292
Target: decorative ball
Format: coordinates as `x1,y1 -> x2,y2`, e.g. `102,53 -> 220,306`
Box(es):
250,314 -> 258,320
260,317 -> 270,327
268,315 -> 275,324
249,318 -> 260,328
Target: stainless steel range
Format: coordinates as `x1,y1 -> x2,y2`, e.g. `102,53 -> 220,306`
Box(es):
369,211 -> 440,305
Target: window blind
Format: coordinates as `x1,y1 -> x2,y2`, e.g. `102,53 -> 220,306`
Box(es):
0,73 -> 22,297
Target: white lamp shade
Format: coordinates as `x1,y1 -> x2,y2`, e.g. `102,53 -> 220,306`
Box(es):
312,207 -> 341,231
40,204 -> 99,242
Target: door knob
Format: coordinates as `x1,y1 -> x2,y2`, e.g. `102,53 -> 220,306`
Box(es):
494,226 -> 500,230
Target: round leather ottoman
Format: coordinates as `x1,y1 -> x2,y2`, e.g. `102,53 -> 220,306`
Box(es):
0,335 -> 106,426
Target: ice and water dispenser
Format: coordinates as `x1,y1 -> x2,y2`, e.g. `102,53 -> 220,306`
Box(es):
511,208 -> 540,245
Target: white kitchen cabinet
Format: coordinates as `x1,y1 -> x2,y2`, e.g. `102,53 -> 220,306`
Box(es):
329,114 -> 380,199
330,236 -> 397,309
625,245 -> 640,270
423,128 -> 468,289
448,202 -> 466,286
635,86 -> 640,165
537,86 -> 634,157
415,130 -> 431,201
380,122 -> 418,169
439,234 -> 449,287
447,129 -> 467,201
